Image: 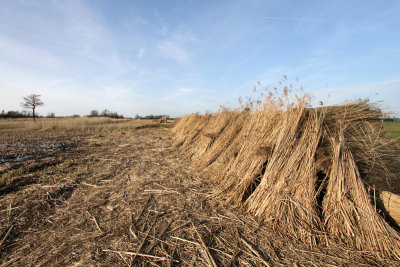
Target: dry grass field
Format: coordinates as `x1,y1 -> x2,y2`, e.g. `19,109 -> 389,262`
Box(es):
0,116 -> 399,266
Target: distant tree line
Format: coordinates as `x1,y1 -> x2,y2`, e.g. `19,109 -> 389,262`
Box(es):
382,117 -> 399,122
0,109 -> 125,119
0,110 -> 60,119
88,109 -> 124,119
0,110 -> 30,119
0,110 -> 176,120
2,94 -> 128,120
134,114 -> 171,120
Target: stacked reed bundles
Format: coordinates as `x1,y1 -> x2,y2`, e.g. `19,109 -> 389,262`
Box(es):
319,103 -> 399,193
172,100 -> 400,260
171,113 -> 211,148
189,109 -> 233,160
324,136 -> 400,259
192,109 -> 250,172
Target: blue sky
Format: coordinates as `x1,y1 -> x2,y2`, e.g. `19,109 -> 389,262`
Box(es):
0,0 -> 399,117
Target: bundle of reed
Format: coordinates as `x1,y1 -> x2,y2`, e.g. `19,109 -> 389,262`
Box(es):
323,136 -> 400,259
189,109 -> 233,160
172,97 -> 400,260
171,113 -> 211,148
193,109 -> 250,173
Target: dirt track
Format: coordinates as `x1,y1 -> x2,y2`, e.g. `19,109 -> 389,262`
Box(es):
0,124 -> 395,266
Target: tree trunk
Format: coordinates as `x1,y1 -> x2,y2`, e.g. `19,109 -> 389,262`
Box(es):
32,108 -> 36,122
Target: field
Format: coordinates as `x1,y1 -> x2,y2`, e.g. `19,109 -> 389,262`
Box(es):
0,117 -> 399,266
384,121 -> 400,146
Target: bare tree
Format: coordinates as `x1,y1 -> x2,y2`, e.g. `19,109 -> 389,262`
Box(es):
20,94 -> 44,121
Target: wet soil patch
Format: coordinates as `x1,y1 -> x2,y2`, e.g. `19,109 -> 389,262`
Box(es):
0,139 -> 75,164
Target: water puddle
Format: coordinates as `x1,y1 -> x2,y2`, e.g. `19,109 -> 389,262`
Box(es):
0,140 -> 74,164
0,155 -> 33,164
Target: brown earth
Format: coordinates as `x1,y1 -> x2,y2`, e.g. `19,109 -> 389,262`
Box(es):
0,121 -> 397,266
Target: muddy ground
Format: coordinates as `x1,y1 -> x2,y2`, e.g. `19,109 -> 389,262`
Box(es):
0,121 -> 397,266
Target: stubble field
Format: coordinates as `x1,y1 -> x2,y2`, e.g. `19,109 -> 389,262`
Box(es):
0,117 -> 399,266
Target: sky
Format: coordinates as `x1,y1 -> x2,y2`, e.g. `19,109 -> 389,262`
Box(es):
0,0 -> 399,117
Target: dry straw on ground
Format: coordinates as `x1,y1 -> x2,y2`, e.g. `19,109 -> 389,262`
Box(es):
172,90 -> 400,260
2,115 -> 400,265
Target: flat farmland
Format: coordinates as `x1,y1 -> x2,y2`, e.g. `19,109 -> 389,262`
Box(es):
385,121 -> 400,147
0,118 -> 399,266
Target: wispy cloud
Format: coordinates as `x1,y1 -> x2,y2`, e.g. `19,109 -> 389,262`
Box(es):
137,48 -> 145,59
326,78 -> 400,96
178,87 -> 195,92
52,1 -> 106,50
51,0 -> 135,74
0,36 -> 60,70
0,1 -> 399,117
158,40 -> 192,66
313,78 -> 400,114
263,16 -> 323,22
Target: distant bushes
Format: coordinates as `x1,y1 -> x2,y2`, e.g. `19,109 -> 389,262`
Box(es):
134,114 -> 170,120
1,109 -> 124,119
1,110 -> 32,119
1,109 -> 176,121
88,109 -> 124,119
47,112 -> 55,118
383,117 -> 399,122
0,110 -> 56,119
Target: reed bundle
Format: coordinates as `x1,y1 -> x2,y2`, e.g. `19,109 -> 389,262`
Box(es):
172,97 -> 400,260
